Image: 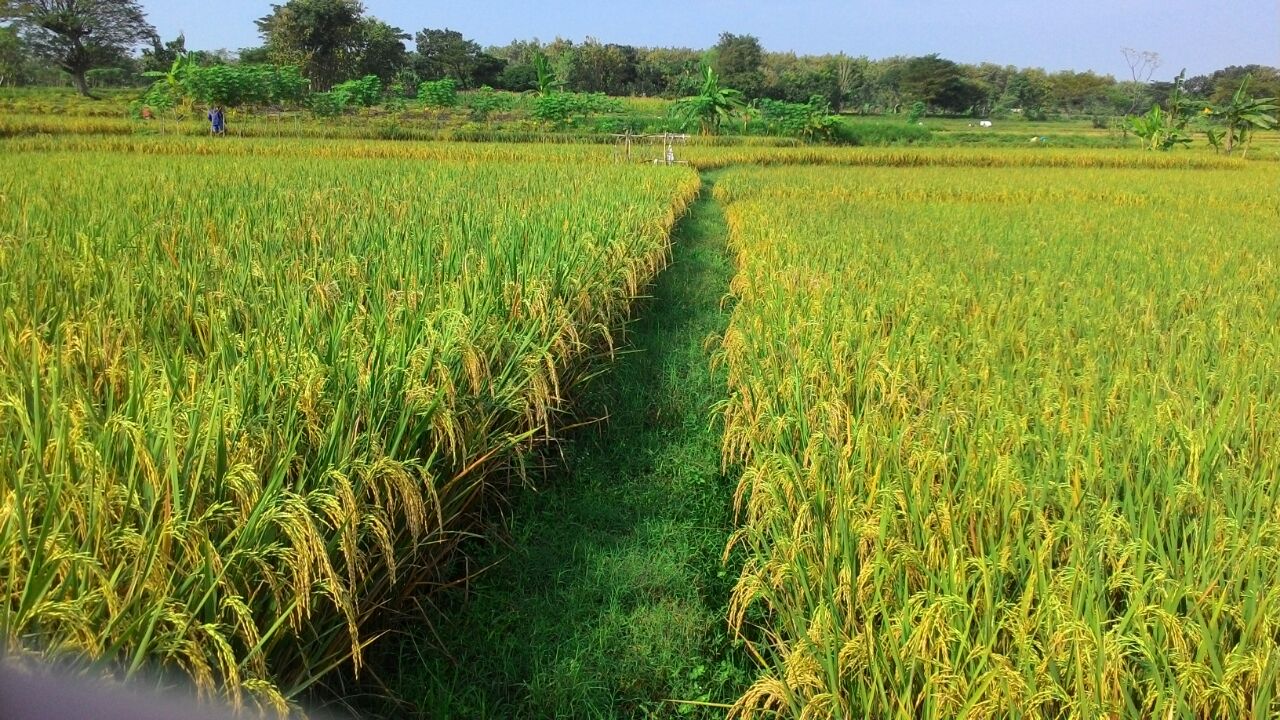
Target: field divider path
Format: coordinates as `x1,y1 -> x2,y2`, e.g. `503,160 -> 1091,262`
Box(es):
383,172 -> 751,718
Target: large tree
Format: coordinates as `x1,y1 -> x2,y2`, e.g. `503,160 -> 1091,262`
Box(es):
568,38 -> 635,94
257,0 -> 364,90
354,17 -> 407,81
414,27 -> 503,88
711,32 -> 763,97
895,54 -> 983,114
3,0 -> 155,96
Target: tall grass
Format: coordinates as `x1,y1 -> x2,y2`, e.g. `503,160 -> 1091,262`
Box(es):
714,164 -> 1280,718
0,143 -> 699,711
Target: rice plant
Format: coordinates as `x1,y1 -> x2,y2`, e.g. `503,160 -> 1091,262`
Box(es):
0,141 -> 698,711
715,164 -> 1280,719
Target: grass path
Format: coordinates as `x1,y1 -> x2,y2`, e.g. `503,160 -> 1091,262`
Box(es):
382,173 -> 749,718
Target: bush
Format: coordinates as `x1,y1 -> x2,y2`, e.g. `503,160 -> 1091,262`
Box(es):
464,86 -> 516,121
308,91 -> 346,117
532,92 -> 623,128
331,75 -> 382,108
830,119 -> 932,146
140,63 -> 308,112
420,78 -> 459,108
755,96 -> 844,143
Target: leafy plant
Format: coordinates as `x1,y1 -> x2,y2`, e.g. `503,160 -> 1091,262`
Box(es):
419,78 -> 459,108
464,86 -> 515,121
1127,71 -> 1195,151
671,66 -> 746,135
531,52 -> 560,97
532,92 -> 622,128
1127,105 -> 1191,150
1206,74 -> 1277,157
756,95 -> 842,142
331,75 -> 382,108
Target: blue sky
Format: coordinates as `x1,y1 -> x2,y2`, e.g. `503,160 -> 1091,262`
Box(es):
145,1 -> 1279,79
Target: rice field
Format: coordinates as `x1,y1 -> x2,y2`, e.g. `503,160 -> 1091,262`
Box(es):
0,139 -> 698,710
714,162 -> 1280,718
4,130 -> 1280,717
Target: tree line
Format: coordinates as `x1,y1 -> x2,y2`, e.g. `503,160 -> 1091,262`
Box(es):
2,0 -> 1277,119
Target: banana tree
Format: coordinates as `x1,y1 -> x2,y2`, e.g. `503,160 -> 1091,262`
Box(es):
531,52 -> 559,97
139,52 -> 195,124
1210,75 -> 1277,157
671,66 -> 746,135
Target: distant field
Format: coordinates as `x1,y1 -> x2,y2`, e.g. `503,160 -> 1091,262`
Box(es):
3,87 -> 1275,154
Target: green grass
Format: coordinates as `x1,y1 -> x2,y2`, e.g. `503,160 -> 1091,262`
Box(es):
371,173 -> 751,719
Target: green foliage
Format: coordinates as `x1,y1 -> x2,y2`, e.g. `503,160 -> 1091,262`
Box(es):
831,119 -> 932,146
419,77 -> 458,107
1205,74 -> 1278,157
906,100 -> 926,124
190,64 -> 308,107
307,90 -> 346,116
532,91 -> 622,127
464,86 -> 515,121
6,0 -> 156,96
532,52 -> 559,96
755,95 -> 843,142
256,0 -> 364,90
1127,104 -> 1191,150
672,66 -> 746,135
331,74 -> 381,107
414,28 -> 505,89
711,33 -> 764,98
894,54 -> 984,114
139,56 -> 308,112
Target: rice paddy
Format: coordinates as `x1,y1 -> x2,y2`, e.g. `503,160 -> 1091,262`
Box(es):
2,131 -> 1279,718
715,162 -> 1280,718
0,138 -> 697,710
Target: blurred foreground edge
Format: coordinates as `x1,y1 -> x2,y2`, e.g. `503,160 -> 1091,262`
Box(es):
0,656 -> 347,720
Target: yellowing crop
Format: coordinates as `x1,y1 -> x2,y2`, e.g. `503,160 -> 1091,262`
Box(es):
716,163 -> 1280,718
0,140 -> 697,710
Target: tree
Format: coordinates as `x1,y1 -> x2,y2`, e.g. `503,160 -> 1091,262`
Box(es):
0,24 -> 30,85
140,33 -> 185,74
569,38 -> 635,94
4,0 -> 155,96
1186,65 -> 1280,104
672,65 -> 745,134
633,46 -> 701,97
833,54 -> 869,112
1121,47 -> 1160,114
257,0 -> 364,90
1210,74 -> 1277,157
997,70 -> 1050,118
712,32 -> 763,98
413,27 -> 502,88
896,54 -> 982,114
1047,70 -> 1116,115
354,18 -> 407,82
238,46 -> 271,63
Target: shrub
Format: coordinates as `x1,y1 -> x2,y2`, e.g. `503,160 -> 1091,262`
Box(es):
331,75 -> 382,108
532,92 -> 623,128
419,78 -> 459,108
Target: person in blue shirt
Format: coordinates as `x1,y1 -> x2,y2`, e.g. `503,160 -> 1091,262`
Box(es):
208,106 -> 226,135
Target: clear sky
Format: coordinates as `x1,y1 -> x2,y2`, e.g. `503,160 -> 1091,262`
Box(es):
144,1 -> 1280,80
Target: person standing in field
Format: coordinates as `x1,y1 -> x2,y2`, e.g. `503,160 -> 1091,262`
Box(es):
208,106 -> 226,135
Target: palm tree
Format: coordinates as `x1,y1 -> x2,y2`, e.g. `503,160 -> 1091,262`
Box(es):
672,66 -> 746,135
